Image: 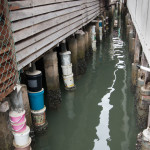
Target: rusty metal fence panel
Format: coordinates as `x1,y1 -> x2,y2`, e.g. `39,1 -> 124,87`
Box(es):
0,0 -> 18,101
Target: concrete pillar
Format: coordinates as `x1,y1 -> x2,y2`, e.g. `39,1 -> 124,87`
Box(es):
137,99 -> 148,130
67,35 -> 78,76
126,25 -> 131,37
60,40 -> 67,52
129,30 -> 134,60
111,5 -> 115,18
134,34 -> 141,64
136,76 -> 150,130
44,51 -> 61,108
95,19 -> 100,42
125,13 -> 129,25
132,63 -> 138,87
132,34 -> 141,87
119,2 -> 123,14
0,111 -> 13,150
84,31 -> 89,60
86,25 -> 93,55
76,30 -> 86,75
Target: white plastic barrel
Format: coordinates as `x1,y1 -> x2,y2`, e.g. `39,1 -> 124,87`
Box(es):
63,73 -> 74,88
13,137 -> 31,150
59,51 -> 71,66
13,126 -> 30,146
61,64 -> 72,76
91,25 -> 96,42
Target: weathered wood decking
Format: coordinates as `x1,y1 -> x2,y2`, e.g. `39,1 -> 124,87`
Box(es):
9,0 -> 100,70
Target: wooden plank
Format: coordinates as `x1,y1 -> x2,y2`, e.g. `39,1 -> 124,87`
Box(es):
12,5 -> 81,31
15,15 -> 83,52
15,5 -> 99,52
11,1 -> 98,31
16,17 -> 83,62
10,1 -> 82,21
17,9 -> 100,70
8,0 -> 74,10
13,10 -> 82,42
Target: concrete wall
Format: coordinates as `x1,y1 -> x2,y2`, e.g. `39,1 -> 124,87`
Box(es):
127,0 -> 150,66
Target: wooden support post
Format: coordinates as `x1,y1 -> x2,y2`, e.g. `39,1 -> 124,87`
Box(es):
95,19 -> 100,42
60,40 -> 67,53
134,33 -> 141,64
76,30 -> 86,75
86,25 -> 93,56
84,31 -> 89,60
126,25 -> 131,37
44,51 -> 61,108
0,111 -> 13,150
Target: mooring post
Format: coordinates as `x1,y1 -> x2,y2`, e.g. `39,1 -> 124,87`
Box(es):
60,40 -> 67,52
128,29 -> 134,58
126,25 -> 131,37
86,25 -> 93,56
0,110 -> 13,150
44,51 -> 61,108
84,31 -> 89,60
132,33 -> 141,87
67,35 -> 78,76
76,30 -> 86,75
137,53 -> 150,130
95,19 -> 100,42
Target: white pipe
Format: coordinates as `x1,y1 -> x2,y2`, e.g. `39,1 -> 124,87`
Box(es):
137,65 -> 150,72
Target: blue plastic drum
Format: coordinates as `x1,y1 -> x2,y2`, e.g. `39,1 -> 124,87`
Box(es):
28,88 -> 44,110
99,21 -> 102,27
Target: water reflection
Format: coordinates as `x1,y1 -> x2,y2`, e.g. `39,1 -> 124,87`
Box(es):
93,70 -> 115,150
93,26 -> 128,149
65,92 -> 76,120
92,51 -> 97,71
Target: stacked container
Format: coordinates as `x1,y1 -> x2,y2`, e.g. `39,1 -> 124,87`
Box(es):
99,20 -> 103,41
26,70 -> 47,131
91,25 -> 96,51
59,51 -> 75,89
9,110 -> 31,150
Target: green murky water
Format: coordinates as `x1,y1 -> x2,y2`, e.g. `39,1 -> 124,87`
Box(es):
34,15 -> 138,150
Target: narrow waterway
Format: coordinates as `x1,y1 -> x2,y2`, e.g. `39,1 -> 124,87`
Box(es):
34,16 -> 138,150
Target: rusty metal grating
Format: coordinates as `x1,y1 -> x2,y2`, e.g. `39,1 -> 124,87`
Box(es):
0,0 -> 18,101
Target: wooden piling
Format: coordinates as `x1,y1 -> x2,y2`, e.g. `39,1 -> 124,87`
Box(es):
44,51 -> 61,108
76,30 -> 86,75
